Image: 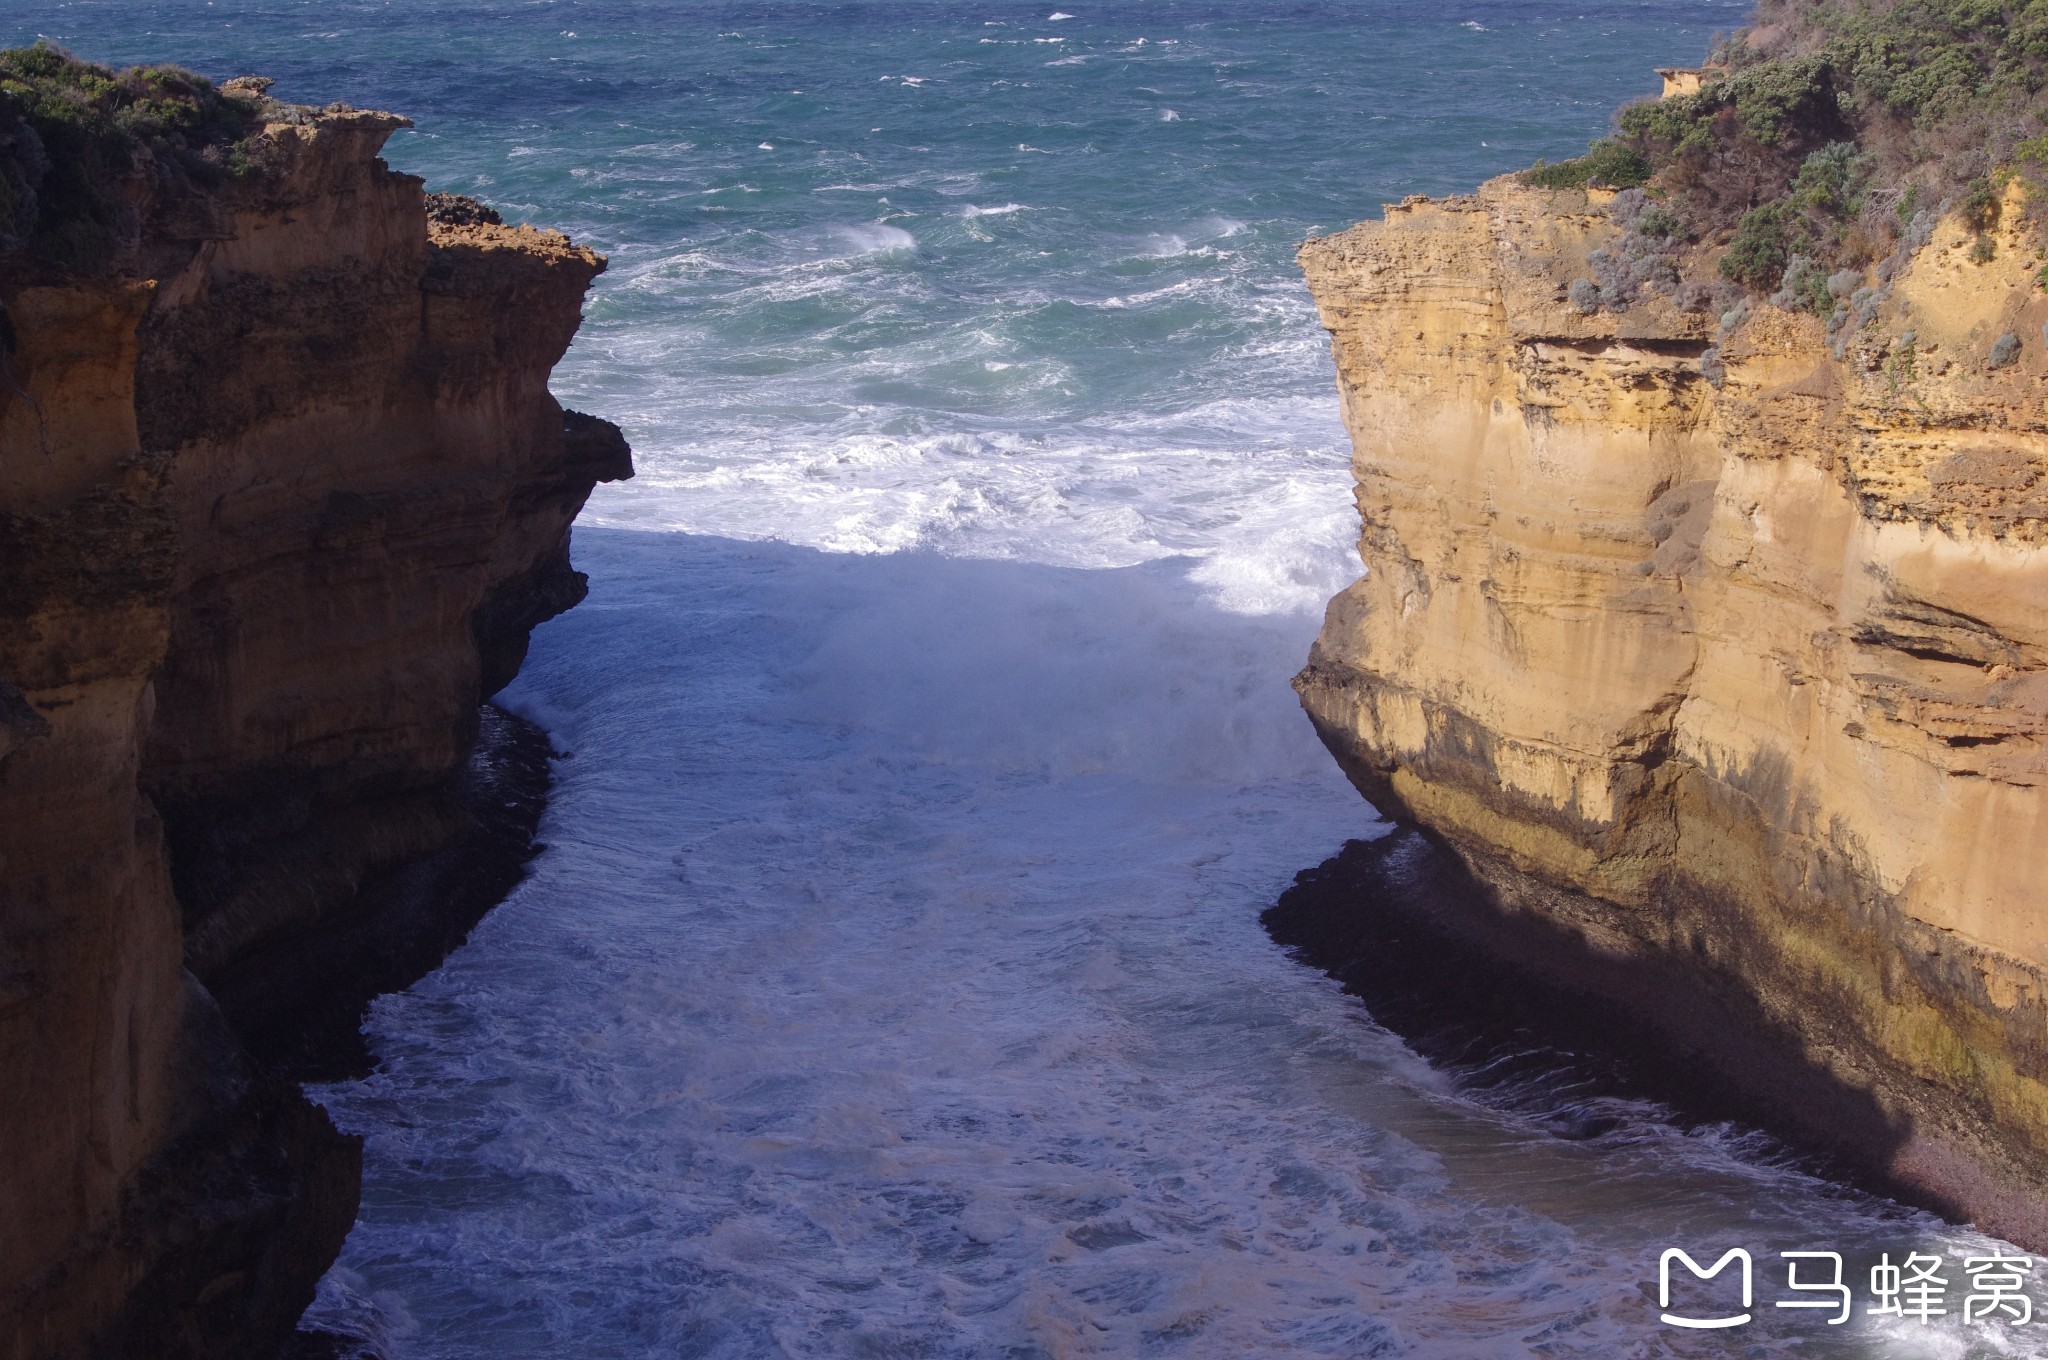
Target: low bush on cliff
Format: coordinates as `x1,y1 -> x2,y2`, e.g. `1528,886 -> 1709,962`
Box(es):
1524,0 -> 2048,313
0,44 -> 268,272
1522,140 -> 1654,191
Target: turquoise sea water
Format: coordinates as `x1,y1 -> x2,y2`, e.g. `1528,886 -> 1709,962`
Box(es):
34,0 -> 1749,571
20,3 -> 2042,1356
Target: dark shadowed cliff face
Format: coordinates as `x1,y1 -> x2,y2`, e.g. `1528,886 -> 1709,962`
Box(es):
0,95 -> 629,1359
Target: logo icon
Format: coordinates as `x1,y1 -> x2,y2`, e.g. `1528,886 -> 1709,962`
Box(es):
1660,1248 -> 1753,1329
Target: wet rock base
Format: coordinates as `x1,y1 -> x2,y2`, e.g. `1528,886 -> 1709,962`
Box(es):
211,704 -> 557,1084
1263,830 -> 1894,1185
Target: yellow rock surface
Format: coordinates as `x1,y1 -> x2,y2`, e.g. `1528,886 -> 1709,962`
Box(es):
1299,177 -> 2048,1245
0,107 -> 627,1358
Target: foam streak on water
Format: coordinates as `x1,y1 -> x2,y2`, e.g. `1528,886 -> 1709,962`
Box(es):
14,2 -> 2033,1355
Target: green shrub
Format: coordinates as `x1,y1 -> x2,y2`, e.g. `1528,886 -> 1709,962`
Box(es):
2015,133 -> 2048,170
0,43 -> 265,271
1791,141 -> 1871,215
1613,54 -> 1839,159
1827,0 -> 2036,121
1785,257 -> 1836,314
1519,138 -> 1654,190
1637,203 -> 1683,239
1961,176 -> 2001,230
1515,0 -> 2048,303
1721,201 -> 1800,289
1729,54 -> 1836,147
1617,93 -> 1720,157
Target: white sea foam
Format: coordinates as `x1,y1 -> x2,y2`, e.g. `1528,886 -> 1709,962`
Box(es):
290,6 -> 2040,1354
581,408 -> 1354,595
306,511 -> 2020,1357
834,223 -> 917,256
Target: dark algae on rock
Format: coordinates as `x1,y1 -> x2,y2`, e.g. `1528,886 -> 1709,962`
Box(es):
1265,832 -> 1910,1183
0,47 -> 629,1360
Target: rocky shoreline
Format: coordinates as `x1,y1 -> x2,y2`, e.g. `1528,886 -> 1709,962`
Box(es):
1266,831 -> 1906,1195
211,703 -> 557,1085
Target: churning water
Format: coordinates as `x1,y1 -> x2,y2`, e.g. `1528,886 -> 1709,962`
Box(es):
23,1 -> 2040,1354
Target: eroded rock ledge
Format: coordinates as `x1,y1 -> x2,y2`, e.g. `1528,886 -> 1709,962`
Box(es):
1298,176 -> 2048,1246
0,107 -> 629,1357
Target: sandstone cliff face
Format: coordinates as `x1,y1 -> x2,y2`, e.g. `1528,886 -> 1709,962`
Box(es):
0,108 -> 629,1358
1299,178 -> 2048,1246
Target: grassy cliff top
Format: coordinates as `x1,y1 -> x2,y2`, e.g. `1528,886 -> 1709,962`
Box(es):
0,44 -> 269,274
1521,0 -> 2048,320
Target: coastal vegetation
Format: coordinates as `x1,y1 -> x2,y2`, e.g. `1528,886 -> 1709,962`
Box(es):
1520,0 -> 2048,314
0,44 -> 266,270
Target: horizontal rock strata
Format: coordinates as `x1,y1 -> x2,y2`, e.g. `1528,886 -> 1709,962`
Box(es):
0,107 -> 629,1358
1298,178 -> 2048,1246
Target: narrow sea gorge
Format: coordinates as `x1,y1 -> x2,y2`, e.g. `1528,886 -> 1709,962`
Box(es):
16,1 -> 2037,1354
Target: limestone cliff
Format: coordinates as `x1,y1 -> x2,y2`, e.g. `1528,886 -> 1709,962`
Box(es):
1298,176 -> 2048,1246
0,99 -> 629,1358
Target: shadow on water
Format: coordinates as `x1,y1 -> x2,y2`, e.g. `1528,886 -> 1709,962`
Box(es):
507,525 -> 1357,791
295,530 -> 2020,1358
207,705 -> 558,1083
1262,828 -> 1938,1223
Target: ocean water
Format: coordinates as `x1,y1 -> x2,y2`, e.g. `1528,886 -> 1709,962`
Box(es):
21,2 -> 2041,1355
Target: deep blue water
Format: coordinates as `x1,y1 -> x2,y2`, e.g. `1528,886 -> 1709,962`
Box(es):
15,4 -> 2033,1356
